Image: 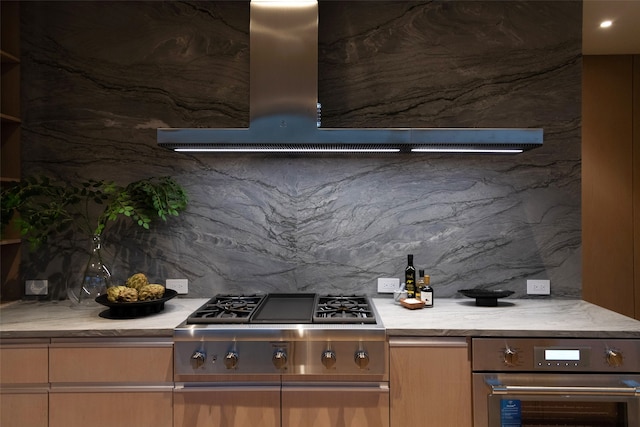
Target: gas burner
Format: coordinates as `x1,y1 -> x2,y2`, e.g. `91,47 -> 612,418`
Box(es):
215,299 -> 253,316
314,295 -> 376,324
187,295 -> 265,324
325,298 -> 359,311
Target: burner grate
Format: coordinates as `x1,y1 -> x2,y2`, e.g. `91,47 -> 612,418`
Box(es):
313,295 -> 376,324
187,295 -> 265,324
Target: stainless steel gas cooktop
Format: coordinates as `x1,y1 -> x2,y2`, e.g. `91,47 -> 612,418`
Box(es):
185,293 -> 377,325
174,293 -> 386,378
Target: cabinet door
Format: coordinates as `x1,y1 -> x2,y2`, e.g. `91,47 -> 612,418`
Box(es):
282,383 -> 389,427
0,392 -> 48,427
0,341 -> 49,427
582,55 -> 640,320
48,339 -> 173,427
174,386 -> 280,427
390,337 -> 472,427
49,391 -> 172,427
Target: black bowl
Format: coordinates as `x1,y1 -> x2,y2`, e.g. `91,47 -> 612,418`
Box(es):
95,289 -> 178,318
458,289 -> 514,307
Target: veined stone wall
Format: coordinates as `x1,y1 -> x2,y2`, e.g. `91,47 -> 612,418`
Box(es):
20,1 -> 581,299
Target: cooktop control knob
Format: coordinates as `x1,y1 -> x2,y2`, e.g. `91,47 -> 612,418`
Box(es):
272,349 -> 287,369
354,350 -> 370,369
191,350 -> 206,369
606,349 -> 624,367
224,351 -> 239,370
503,347 -> 519,367
321,350 -> 337,369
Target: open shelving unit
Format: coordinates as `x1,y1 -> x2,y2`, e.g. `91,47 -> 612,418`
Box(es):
1,1 -> 22,302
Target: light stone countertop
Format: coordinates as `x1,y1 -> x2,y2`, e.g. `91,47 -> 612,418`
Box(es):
1,297 -> 639,339
0,298 -> 209,339
373,297 -> 640,338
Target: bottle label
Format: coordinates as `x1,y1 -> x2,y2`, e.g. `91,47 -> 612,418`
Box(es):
405,273 -> 415,298
422,290 -> 433,306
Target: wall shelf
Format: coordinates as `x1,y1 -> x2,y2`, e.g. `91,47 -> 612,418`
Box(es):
1,112 -> 21,123
1,49 -> 20,63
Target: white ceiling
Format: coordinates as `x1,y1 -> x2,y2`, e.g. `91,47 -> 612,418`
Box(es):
583,0 -> 640,55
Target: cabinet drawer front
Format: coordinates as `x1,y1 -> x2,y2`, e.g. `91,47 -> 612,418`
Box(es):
174,388 -> 280,427
49,391 -> 172,427
0,392 -> 48,427
0,347 -> 48,384
49,344 -> 172,383
282,384 -> 390,427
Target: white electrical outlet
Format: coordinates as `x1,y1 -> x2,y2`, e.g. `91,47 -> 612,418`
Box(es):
377,277 -> 400,293
25,279 -> 48,296
166,278 -> 188,294
527,279 -> 551,295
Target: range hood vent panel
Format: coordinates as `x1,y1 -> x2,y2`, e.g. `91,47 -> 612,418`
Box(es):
158,1 -> 543,153
249,1 -> 318,122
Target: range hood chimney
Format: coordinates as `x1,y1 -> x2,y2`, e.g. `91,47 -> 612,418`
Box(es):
157,1 -> 543,154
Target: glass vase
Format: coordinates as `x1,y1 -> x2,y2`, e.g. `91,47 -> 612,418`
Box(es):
75,234 -> 111,305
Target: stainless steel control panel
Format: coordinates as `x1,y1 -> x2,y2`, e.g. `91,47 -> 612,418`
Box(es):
472,338 -> 640,372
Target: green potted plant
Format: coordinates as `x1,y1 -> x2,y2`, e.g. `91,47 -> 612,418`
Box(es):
1,175 -> 188,304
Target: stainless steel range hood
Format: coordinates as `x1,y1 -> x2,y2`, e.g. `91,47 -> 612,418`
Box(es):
157,0 -> 543,154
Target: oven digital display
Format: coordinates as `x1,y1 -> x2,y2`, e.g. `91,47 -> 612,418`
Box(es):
545,349 -> 580,361
534,346 -> 590,369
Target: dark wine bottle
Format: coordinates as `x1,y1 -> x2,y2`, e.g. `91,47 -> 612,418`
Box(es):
405,254 -> 416,299
421,274 -> 434,307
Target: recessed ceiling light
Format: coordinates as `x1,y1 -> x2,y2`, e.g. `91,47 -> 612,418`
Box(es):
600,20 -> 613,28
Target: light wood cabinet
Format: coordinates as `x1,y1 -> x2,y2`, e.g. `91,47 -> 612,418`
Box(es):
49,338 -> 173,383
282,383 -> 389,427
0,341 -> 48,384
0,339 -> 49,427
582,55 -> 640,320
1,392 -> 48,427
174,382 -> 388,427
389,337 -> 472,427
49,391 -> 172,427
0,0 -> 22,303
48,338 -> 174,427
174,386 -> 281,427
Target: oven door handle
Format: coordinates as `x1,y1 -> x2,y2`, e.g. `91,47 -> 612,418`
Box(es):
490,383 -> 640,397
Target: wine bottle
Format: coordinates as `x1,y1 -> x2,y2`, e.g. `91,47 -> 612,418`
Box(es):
421,274 -> 434,307
405,254 -> 416,299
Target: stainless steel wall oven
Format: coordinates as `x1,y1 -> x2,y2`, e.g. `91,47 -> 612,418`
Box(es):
472,338 -> 640,427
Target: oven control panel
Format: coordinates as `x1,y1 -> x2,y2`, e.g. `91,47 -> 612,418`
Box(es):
472,338 -> 640,372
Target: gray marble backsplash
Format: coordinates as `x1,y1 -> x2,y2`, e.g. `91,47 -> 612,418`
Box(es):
20,1 -> 581,299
